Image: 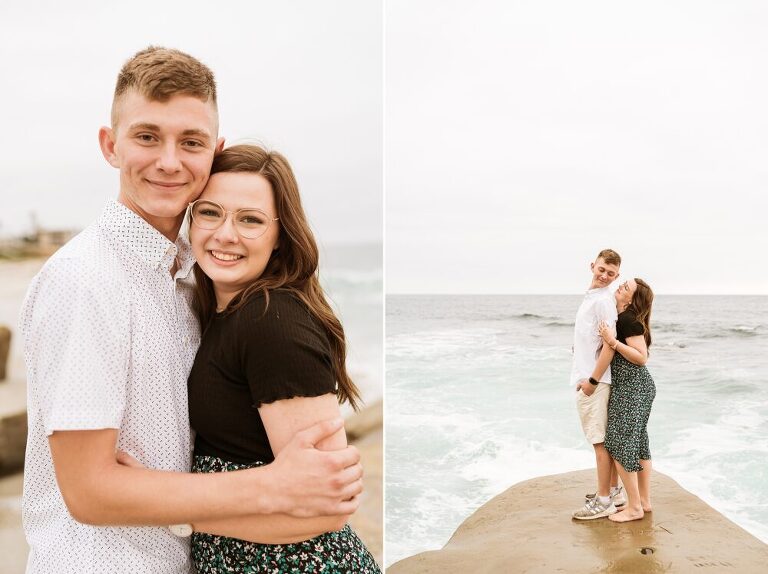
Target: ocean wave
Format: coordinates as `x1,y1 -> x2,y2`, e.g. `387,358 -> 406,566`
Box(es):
652,340 -> 688,350
701,326 -> 763,339
654,322 -> 686,332
544,320 -> 574,327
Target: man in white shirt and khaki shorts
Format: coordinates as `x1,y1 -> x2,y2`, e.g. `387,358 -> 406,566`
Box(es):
571,249 -> 626,520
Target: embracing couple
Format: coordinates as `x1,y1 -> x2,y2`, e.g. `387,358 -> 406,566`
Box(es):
21,47 -> 379,573
570,249 -> 657,523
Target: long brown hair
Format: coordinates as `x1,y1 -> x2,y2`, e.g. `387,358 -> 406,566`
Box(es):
628,278 -> 653,349
192,144 -> 361,410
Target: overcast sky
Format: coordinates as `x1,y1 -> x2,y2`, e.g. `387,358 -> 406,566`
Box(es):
386,0 -> 768,294
0,0 -> 382,245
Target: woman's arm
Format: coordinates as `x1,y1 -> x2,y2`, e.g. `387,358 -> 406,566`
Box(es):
599,321 -> 647,365
193,393 -> 352,543
612,334 -> 648,365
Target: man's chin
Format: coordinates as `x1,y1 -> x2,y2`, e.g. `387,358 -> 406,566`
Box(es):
142,200 -> 191,219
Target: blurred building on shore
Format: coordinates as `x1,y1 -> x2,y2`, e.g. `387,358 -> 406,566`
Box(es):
0,213 -> 77,259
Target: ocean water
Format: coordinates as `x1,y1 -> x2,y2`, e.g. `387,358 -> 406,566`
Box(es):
320,243 -> 383,409
385,294 -> 768,566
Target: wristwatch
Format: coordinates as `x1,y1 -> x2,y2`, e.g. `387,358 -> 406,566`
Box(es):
169,523 -> 194,537
588,377 -> 599,386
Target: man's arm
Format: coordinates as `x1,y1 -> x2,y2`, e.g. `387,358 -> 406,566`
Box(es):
50,418 -> 362,526
576,342 -> 615,396
193,394 -> 355,544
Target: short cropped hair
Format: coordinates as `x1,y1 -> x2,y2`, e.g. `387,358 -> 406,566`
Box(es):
111,46 -> 217,126
596,248 -> 621,266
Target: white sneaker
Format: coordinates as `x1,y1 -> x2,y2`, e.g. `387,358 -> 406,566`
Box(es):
573,497 -> 618,520
585,486 -> 626,507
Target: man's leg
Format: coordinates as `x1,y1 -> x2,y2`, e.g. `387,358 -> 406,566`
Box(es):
593,442 -> 612,498
610,459 -> 619,489
573,384 -> 617,520
572,444 -> 617,519
576,383 -> 612,495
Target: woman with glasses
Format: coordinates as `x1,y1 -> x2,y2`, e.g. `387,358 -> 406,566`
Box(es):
183,145 -> 378,572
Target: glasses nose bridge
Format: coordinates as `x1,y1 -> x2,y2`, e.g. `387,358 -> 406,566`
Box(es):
212,207 -> 240,239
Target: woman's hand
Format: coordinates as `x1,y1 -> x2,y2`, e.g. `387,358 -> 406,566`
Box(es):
598,320 -> 617,348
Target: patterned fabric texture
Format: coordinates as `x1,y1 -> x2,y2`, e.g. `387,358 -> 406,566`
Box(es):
604,353 -> 656,472
191,456 -> 381,574
21,201 -> 199,573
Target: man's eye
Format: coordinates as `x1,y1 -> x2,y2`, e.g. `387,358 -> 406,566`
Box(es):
137,134 -> 155,142
184,140 -> 204,148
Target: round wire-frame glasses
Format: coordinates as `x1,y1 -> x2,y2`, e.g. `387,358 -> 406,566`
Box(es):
189,199 -> 279,239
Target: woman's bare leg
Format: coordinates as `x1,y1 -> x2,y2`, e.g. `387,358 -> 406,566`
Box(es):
638,459 -> 652,512
609,464 -> 644,522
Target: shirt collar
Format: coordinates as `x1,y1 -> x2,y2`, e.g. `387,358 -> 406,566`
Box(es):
99,200 -> 195,275
585,286 -> 610,296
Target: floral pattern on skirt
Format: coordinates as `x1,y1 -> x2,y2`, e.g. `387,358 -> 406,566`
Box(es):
191,455 -> 381,574
604,353 -> 656,473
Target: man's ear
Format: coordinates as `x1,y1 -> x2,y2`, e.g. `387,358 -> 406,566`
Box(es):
215,137 -> 225,154
98,127 -> 119,168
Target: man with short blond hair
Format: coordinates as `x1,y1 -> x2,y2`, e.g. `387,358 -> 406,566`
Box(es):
570,248 -> 625,520
22,46 -> 362,574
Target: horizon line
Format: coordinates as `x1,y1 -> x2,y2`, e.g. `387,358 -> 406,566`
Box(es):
386,292 -> 768,297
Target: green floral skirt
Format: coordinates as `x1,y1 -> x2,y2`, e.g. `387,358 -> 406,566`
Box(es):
191,455 -> 381,574
604,353 -> 656,473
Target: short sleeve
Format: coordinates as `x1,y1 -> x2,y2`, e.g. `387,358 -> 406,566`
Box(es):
22,257 -> 131,435
617,310 -> 644,340
238,291 -> 337,407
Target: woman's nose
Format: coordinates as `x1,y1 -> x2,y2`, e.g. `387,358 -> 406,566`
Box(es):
213,213 -> 239,243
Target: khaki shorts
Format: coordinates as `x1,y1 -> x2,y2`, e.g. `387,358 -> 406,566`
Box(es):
576,382 -> 610,444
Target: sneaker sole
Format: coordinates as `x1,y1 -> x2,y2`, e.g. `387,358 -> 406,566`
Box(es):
572,507 -> 618,521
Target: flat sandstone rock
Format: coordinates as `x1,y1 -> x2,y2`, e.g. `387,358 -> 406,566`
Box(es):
347,402 -> 382,566
388,469 -> 768,573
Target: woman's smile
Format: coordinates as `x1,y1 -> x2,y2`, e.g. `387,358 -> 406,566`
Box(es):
209,250 -> 245,263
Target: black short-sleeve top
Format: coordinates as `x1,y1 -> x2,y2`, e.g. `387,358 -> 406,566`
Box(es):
616,309 -> 645,344
188,290 -> 337,464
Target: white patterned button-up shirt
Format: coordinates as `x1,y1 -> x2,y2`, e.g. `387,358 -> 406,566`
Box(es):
570,286 -> 618,387
21,201 -> 200,573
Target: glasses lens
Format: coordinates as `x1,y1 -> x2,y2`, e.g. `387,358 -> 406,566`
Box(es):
236,209 -> 270,238
192,201 -> 224,229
